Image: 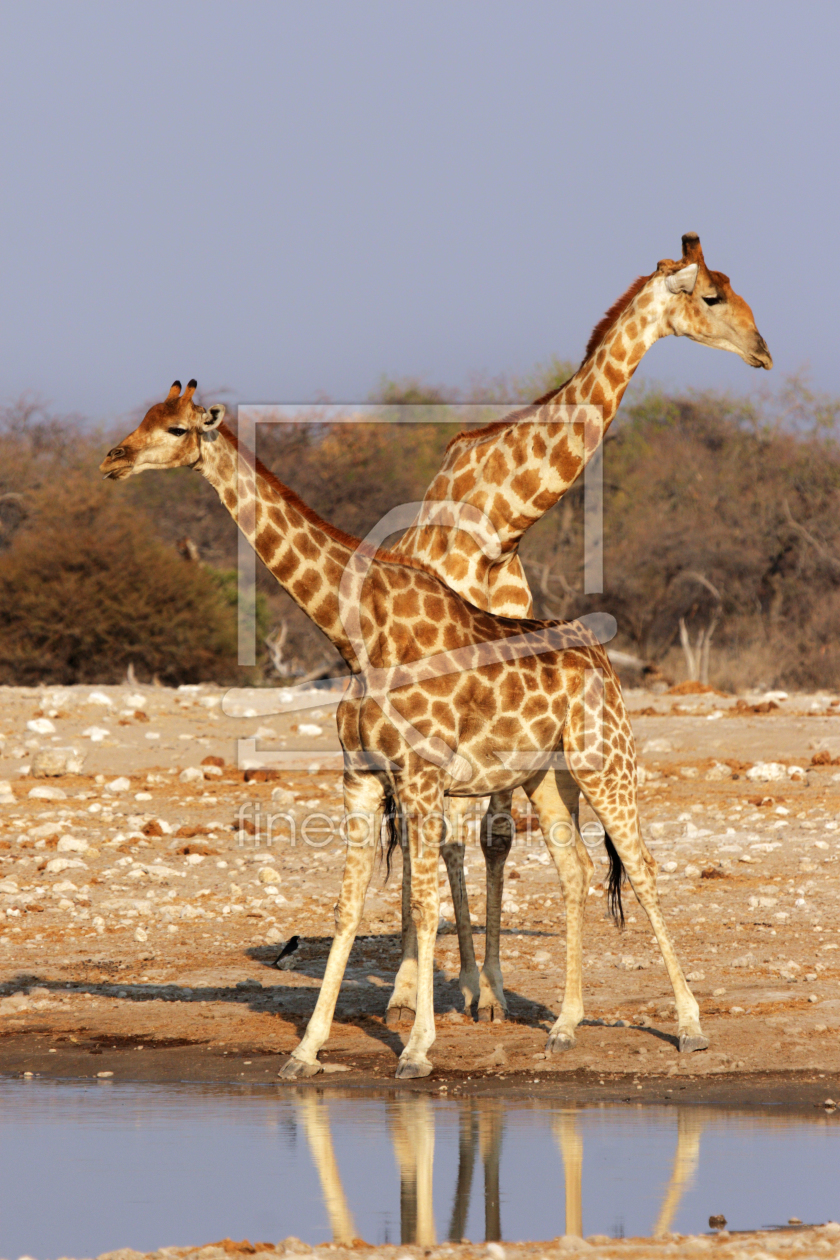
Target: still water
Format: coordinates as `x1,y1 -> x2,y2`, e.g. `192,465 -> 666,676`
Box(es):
0,1080 -> 838,1258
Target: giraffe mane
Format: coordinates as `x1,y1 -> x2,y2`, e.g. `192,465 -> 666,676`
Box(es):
443,272 -> 654,450
219,423 -> 439,575
582,272 -> 652,362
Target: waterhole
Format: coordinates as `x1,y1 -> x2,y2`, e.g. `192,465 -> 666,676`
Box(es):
1,1080 -> 837,1257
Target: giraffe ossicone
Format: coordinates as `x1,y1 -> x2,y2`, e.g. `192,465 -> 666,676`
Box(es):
101,385 -> 710,1077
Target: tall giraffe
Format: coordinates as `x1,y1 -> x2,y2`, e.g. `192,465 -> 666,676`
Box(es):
101,385 -> 708,1078
388,232 -> 773,1022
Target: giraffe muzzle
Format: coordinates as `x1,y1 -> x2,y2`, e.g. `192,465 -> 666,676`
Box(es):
99,447 -> 134,479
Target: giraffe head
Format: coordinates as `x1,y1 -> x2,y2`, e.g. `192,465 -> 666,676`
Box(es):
100,380 -> 226,480
656,233 -> 772,368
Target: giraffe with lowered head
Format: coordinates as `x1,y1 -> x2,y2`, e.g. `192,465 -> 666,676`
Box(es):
101,385 -> 709,1078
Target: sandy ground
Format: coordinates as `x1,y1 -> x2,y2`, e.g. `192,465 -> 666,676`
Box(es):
2,680 -> 840,1099
9,1226 -> 838,1260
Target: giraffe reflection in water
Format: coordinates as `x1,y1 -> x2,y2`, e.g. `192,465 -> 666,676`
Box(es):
294,1093 -> 704,1243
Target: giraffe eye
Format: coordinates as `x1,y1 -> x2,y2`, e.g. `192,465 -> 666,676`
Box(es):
703,295 -> 723,307
168,427 -> 188,437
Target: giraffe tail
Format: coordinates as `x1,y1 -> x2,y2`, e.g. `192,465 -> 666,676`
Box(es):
604,833 -> 627,929
383,787 -> 401,880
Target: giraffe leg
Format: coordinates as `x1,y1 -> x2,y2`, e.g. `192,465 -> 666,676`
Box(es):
280,774 -> 384,1078
441,797 -> 480,1012
386,836 -> 419,1026
570,771 -> 708,1053
524,771 -> 590,1052
477,791 -> 514,1022
395,782 -> 444,1079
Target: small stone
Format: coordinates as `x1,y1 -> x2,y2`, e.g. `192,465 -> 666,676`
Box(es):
321,1063 -> 350,1074
28,785 -> 67,801
185,853 -> 205,865
642,738 -> 673,754
486,1244 -> 506,1260
271,787 -> 296,807
44,857 -> 88,875
266,927 -> 283,944
684,864 -> 701,878
134,927 -> 148,943
104,776 -> 131,794
56,836 -> 89,853
31,746 -> 85,777
27,717 -> 56,735
179,766 -> 205,784
88,691 -> 113,706
299,723 -> 323,738
686,971 -> 705,982
134,792 -> 153,801
746,761 -> 788,782
258,867 -> 283,885
96,1070 -> 114,1077
82,725 -> 111,742
713,987 -> 726,997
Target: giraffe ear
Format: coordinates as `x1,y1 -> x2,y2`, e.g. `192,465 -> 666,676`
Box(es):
665,263 -> 699,295
204,403 -> 225,429
167,381 -> 182,400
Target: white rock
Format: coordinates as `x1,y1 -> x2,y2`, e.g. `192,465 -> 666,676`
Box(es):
31,746 -> 85,777
179,766 -> 204,784
746,762 -> 788,782
686,971 -> 705,981
199,695 -> 220,709
641,738 -> 673,754
684,864 -> 701,878
202,764 -> 223,777
104,776 -> 131,794
56,836 -> 89,853
185,853 -> 205,865
28,785 -> 67,801
124,693 -> 146,709
135,792 -> 153,801
134,927 -> 148,943
266,926 -> 284,944
705,761 -> 732,782
661,860 -> 678,873
0,779 -> 15,803
253,725 -> 278,739
45,857 -> 88,875
26,718 -> 56,735
88,691 -> 113,706
52,880 -> 78,893
83,726 -> 111,742
271,787 -> 296,807
145,732 -> 161,740
0,878 -> 19,894
299,723 -> 323,738
258,867 -> 283,885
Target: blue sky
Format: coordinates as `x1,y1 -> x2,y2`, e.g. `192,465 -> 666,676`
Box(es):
1,1 -> 837,422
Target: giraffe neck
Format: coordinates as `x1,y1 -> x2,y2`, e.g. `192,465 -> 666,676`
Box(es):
548,274 -> 669,423
196,423 -> 358,665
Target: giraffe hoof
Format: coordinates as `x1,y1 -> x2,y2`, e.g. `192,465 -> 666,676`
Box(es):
477,1003 -> 506,1023
395,1056 -> 433,1079
385,1005 -> 415,1027
278,1056 -> 323,1079
546,1032 -> 575,1054
678,1032 -> 709,1054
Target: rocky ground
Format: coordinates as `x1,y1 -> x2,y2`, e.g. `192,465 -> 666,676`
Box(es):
10,1225 -> 840,1260
1,680 -> 840,1092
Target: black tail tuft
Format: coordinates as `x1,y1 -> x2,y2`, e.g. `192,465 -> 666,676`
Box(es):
604,833 -> 626,929
383,787 -> 401,881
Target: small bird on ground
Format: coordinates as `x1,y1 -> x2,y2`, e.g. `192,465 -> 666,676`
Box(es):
274,935 -> 300,968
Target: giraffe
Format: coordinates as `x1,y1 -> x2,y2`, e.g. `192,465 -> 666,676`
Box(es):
101,383 -> 708,1078
387,231 -> 773,1024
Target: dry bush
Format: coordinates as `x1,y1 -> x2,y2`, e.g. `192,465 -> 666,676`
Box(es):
0,469 -> 240,685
